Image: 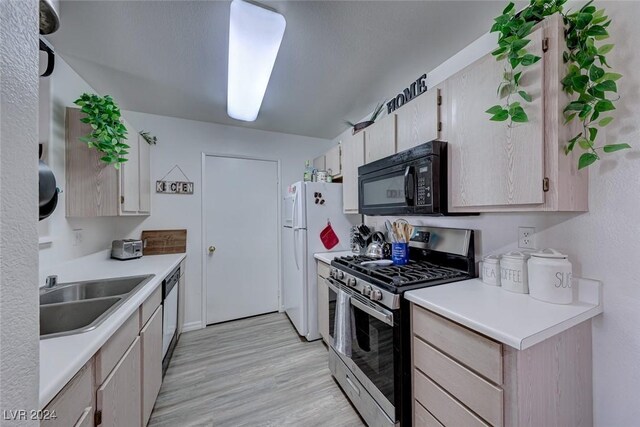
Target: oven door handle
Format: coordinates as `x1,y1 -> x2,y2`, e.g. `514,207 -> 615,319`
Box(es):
350,298 -> 394,326
404,165 -> 415,206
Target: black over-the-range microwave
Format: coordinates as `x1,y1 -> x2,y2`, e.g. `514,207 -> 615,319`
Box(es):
358,140 -> 462,216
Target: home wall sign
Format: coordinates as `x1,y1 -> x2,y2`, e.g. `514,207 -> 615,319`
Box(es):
156,164 -> 194,195
386,73 -> 428,114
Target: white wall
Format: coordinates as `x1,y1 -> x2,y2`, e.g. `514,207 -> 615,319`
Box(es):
368,3 -> 640,425
116,111 -> 333,330
0,1 -> 39,423
38,57 -> 122,274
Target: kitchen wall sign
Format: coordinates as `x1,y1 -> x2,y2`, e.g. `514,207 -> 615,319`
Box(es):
156,164 -> 194,195
386,73 -> 427,114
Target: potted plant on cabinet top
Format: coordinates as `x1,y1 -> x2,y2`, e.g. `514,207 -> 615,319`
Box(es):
73,93 -> 129,169
345,101 -> 386,134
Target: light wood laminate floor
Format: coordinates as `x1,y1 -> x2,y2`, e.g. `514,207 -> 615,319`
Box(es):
149,312 -> 365,427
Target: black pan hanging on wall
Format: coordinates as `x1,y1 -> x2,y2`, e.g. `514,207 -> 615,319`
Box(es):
39,145 -> 60,221
39,0 -> 60,77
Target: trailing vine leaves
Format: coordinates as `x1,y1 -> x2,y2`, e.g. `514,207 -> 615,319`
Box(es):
73,93 -> 129,169
561,2 -> 630,168
488,0 -> 630,169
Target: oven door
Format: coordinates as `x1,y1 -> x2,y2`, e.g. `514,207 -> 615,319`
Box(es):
349,293 -> 396,420
326,278 -> 397,420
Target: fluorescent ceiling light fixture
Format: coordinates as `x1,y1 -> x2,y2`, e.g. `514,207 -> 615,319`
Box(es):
227,0 -> 286,122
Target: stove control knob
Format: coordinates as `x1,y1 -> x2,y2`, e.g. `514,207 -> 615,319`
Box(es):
337,271 -> 345,280
329,268 -> 336,278
362,285 -> 372,296
346,277 -> 356,287
370,289 -> 383,301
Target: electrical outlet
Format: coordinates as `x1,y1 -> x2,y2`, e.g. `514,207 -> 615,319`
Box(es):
518,226 -> 535,249
73,228 -> 83,247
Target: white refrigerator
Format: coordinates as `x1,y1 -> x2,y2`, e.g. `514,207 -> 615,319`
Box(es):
282,181 -> 357,341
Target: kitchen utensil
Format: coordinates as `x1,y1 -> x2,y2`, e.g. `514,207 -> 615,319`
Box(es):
39,160 -> 57,207
141,229 -> 187,255
481,255 -> 501,286
500,251 -> 530,293
39,188 -> 58,221
528,249 -> 573,304
360,259 -> 394,267
111,239 -> 143,260
365,232 -> 388,259
385,220 -> 396,242
320,221 -> 340,250
391,242 -> 409,265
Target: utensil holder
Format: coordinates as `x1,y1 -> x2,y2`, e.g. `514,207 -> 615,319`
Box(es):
392,242 -> 408,265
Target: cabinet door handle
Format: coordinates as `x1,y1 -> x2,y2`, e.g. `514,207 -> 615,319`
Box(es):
208,246 -> 216,254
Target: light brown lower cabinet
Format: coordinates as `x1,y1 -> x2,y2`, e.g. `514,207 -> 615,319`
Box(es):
411,304 -> 593,427
141,306 -> 163,426
97,337 -> 142,427
41,359 -> 94,427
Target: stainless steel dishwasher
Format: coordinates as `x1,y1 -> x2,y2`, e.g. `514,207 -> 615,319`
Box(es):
162,266 -> 180,375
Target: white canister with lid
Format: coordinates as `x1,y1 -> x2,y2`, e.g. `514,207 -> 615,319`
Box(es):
481,255 -> 501,286
500,251 -> 530,293
528,248 -> 573,304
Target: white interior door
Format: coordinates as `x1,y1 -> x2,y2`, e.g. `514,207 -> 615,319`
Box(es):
204,155 -> 279,324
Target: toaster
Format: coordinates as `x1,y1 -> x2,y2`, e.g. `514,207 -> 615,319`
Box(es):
111,239 -> 143,260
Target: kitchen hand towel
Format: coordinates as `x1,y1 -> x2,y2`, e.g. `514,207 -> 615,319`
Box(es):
333,288 -> 354,357
320,221 -> 339,250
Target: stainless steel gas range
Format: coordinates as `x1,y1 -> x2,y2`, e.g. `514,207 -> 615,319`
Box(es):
326,226 -> 475,427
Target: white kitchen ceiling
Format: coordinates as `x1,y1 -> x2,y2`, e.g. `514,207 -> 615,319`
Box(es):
48,1 -> 513,139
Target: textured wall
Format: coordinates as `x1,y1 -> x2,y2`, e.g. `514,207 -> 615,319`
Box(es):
0,0 -> 40,423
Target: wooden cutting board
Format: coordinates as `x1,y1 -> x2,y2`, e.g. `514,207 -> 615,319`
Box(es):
141,229 -> 187,255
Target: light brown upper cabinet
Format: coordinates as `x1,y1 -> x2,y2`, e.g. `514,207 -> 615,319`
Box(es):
341,130 -> 365,213
396,87 -> 441,152
364,114 -> 397,163
312,154 -> 326,172
66,107 -> 151,217
446,15 -> 587,213
325,144 -> 341,177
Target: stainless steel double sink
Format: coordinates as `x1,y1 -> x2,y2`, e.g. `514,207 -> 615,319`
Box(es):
40,275 -> 154,339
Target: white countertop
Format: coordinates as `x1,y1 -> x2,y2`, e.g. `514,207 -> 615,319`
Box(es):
39,250 -> 186,408
405,278 -> 602,350
314,250 -> 355,264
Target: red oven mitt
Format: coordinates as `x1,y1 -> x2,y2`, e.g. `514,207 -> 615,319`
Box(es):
320,222 -> 339,250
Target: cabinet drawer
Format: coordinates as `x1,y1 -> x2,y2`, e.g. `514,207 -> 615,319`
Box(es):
414,337 -> 503,426
140,285 -> 162,329
412,305 -> 502,384
414,369 -> 489,427
317,261 -> 331,279
42,359 -> 94,427
96,312 -> 138,384
414,400 -> 443,427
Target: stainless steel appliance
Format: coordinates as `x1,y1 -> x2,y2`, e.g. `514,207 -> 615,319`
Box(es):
327,226 -> 475,427
162,266 -> 180,375
111,239 -> 143,260
358,140 -> 449,216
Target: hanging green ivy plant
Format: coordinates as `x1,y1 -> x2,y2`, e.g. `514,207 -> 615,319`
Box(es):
487,0 -> 630,169
74,93 -> 129,169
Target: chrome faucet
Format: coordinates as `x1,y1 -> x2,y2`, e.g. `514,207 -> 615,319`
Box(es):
44,275 -> 58,289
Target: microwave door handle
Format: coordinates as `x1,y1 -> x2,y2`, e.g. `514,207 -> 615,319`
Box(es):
404,166 -> 415,206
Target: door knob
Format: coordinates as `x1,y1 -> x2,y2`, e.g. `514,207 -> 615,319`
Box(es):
208,245 -> 216,254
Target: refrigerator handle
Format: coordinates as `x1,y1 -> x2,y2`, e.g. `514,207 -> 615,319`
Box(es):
292,190 -> 298,229
293,228 -> 300,270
